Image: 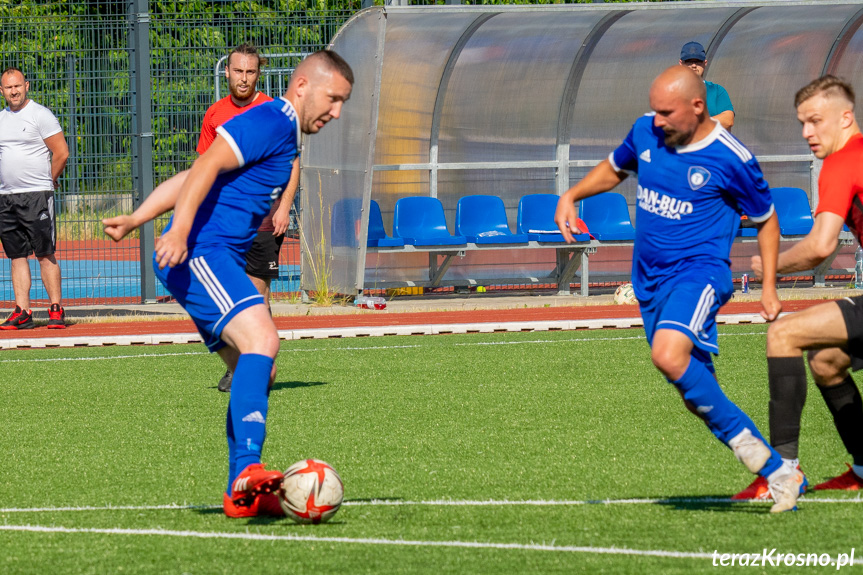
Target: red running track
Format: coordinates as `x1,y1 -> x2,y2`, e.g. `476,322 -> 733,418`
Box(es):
0,299 -> 827,341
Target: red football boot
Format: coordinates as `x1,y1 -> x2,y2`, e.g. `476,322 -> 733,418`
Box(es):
230,463 -> 283,506
256,493 -> 286,517
223,492 -> 259,518
732,464 -> 806,500
222,493 -> 285,519
812,464 -> 863,491
222,492 -> 285,518
731,475 -> 771,500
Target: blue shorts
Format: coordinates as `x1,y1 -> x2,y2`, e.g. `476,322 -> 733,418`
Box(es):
154,248 -> 265,352
639,275 -> 732,356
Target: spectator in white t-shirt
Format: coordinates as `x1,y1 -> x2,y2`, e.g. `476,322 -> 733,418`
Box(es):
0,67 -> 69,329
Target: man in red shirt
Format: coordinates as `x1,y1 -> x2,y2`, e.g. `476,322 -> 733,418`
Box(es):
734,76 -> 863,500
198,43 -> 299,392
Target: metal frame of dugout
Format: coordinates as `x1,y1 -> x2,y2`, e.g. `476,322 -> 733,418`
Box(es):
301,1 -> 863,297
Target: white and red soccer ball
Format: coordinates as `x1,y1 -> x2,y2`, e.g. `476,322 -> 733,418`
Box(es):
278,459 -> 344,524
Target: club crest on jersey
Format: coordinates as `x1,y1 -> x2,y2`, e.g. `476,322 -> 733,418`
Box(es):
688,166 -> 711,190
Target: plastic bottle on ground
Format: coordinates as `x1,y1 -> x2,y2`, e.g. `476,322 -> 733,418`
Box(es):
354,295 -> 386,310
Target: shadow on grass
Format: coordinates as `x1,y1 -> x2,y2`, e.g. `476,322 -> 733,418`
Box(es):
271,380 -> 327,391
344,497 -> 404,503
207,380 -> 328,391
193,505 -> 349,525
653,495 -> 769,514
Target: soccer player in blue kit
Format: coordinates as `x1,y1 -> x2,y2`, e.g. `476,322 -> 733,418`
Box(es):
555,65 -> 806,512
103,51 -> 353,518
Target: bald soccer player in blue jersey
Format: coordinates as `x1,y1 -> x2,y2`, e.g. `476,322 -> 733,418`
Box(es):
103,50 -> 353,518
555,66 -> 806,513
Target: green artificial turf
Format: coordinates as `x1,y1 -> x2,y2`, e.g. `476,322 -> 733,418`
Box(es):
0,326 -> 860,574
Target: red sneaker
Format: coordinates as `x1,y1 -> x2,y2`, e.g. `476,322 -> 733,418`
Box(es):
731,475 -> 771,500
47,303 -> 66,329
812,464 -> 863,491
0,306 -> 34,330
230,463 -> 283,506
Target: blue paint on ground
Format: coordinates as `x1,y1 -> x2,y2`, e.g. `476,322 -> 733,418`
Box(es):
0,259 -> 300,302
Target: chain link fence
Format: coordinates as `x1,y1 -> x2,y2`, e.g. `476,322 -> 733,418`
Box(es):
0,0 -> 354,306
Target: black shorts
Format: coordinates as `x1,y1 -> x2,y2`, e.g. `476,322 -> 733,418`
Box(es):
244,229 -> 285,280
836,295 -> 863,371
0,191 -> 56,259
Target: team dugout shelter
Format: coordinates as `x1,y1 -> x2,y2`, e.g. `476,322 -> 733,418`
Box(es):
302,1 -> 863,297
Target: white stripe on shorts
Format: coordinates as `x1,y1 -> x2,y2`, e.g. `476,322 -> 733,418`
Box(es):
689,284 -> 715,335
190,256 -> 234,315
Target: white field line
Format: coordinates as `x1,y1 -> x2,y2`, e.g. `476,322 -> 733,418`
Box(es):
0,332 -> 767,363
0,524 -> 860,566
0,524 -> 710,559
1,494 -> 860,514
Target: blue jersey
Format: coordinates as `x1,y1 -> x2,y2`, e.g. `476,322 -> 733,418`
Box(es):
165,97 -> 300,255
610,115 -> 773,298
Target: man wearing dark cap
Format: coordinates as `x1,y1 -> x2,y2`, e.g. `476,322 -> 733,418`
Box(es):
680,41 -> 735,130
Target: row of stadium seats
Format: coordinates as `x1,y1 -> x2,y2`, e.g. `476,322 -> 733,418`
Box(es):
361,187 -> 838,295
367,193 -> 630,248
737,187 -> 814,239
362,194 -> 599,295
368,187 -> 818,249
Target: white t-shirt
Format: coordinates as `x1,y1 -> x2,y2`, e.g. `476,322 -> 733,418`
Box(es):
0,100 -> 63,194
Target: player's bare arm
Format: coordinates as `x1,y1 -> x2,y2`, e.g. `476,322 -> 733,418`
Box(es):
272,157 -> 299,236
44,131 -> 69,187
103,170 -> 190,242
155,137 -> 241,269
713,110 -> 734,131
777,212 -> 844,273
555,159 -> 627,243
754,212 -> 781,321
751,212 -> 844,279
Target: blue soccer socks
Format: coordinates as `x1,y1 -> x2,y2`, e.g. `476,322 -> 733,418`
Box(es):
673,354 -> 783,477
227,353 -> 275,489
226,407 -> 237,494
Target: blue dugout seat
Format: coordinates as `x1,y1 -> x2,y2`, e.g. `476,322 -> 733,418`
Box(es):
737,228 -> 758,238
736,218 -> 757,238
517,194 -> 590,242
455,195 -> 529,244
578,192 -> 636,241
393,196 -> 467,246
367,199 -> 405,247
772,187 -> 814,236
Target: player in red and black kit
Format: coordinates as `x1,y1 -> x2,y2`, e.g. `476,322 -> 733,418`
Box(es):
734,76 -> 863,500
198,43 -> 300,392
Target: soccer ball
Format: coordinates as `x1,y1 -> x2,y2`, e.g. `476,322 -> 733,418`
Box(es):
613,283 -> 638,305
278,459 -> 344,524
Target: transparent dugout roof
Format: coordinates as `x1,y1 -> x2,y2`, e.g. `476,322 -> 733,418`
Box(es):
306,2 -> 863,294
